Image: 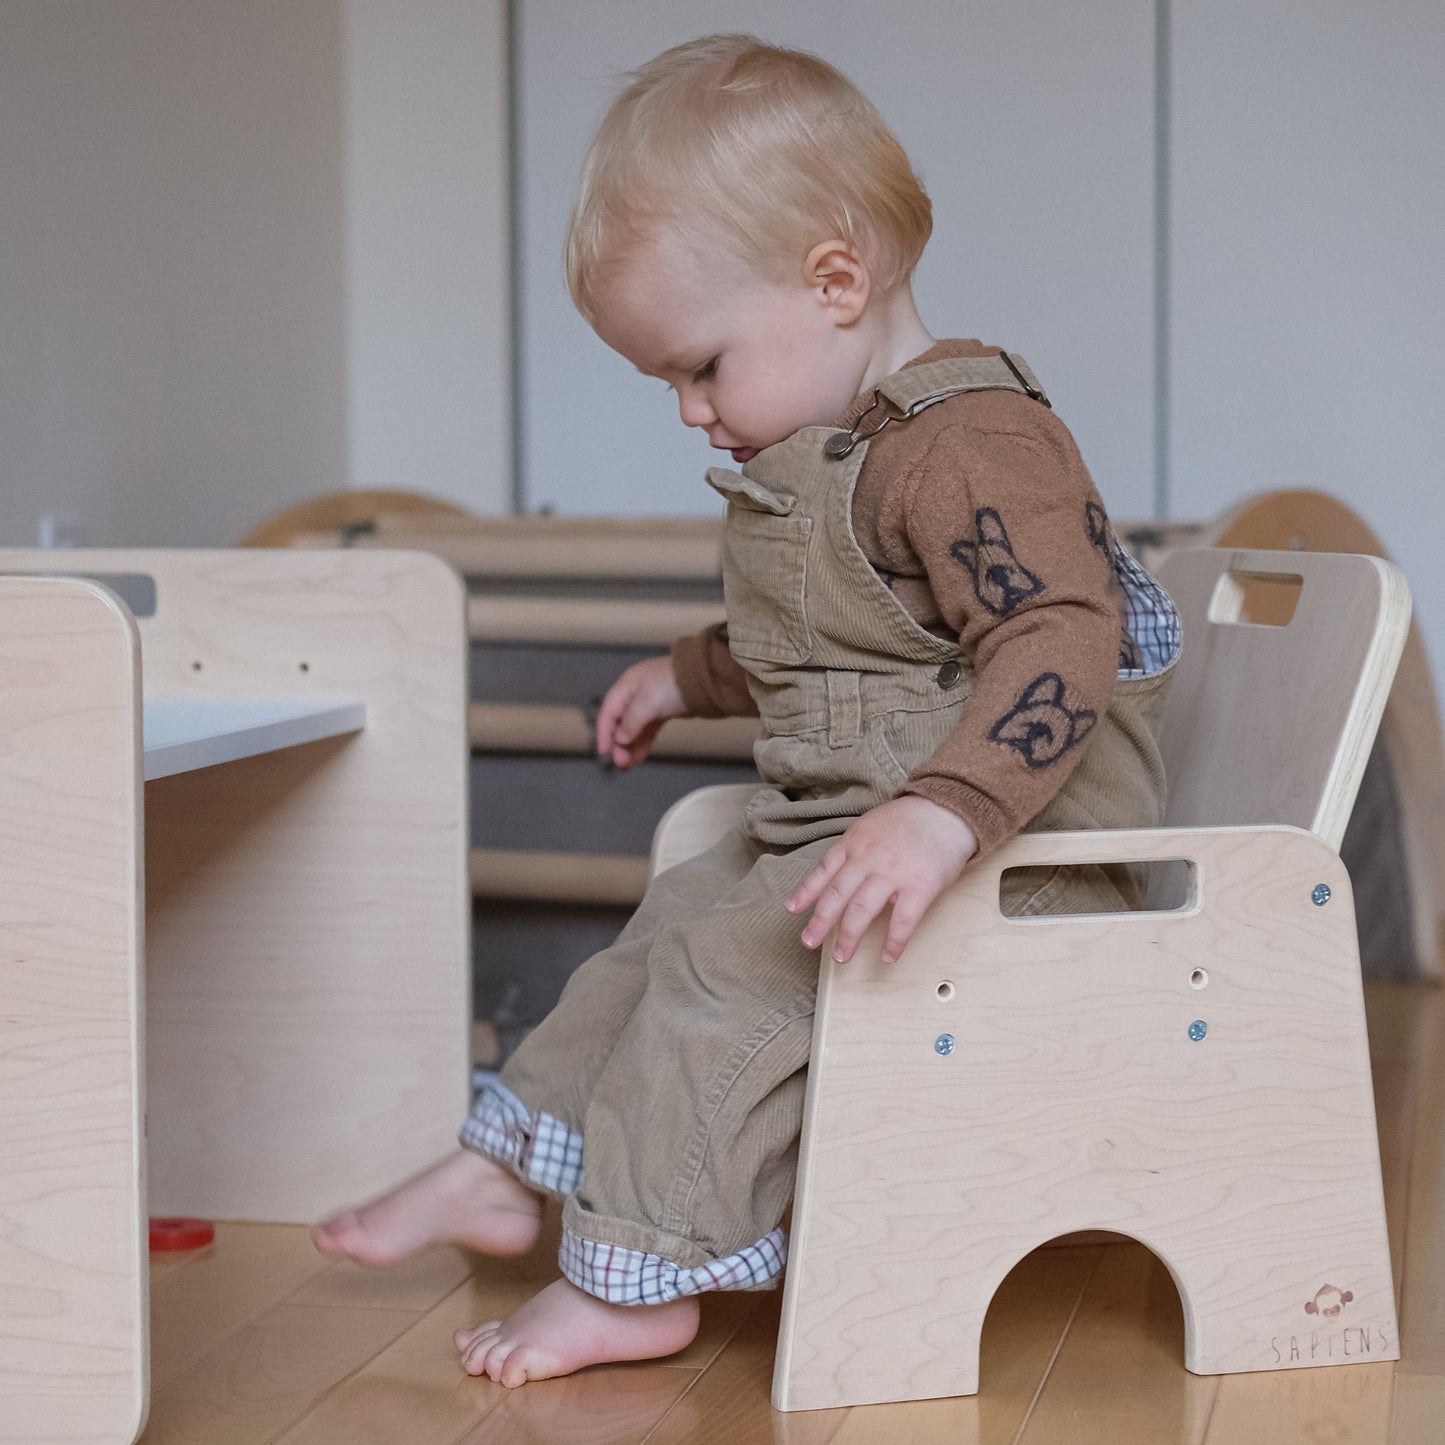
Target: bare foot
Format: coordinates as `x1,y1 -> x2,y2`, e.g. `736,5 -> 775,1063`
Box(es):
454,1277 -> 700,1386
311,1149 -> 543,1266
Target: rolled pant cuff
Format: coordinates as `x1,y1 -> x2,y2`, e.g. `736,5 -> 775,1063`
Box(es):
459,1072 -> 582,1197
558,1222 -> 787,1304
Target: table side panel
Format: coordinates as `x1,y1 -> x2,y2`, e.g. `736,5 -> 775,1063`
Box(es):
0,577 -> 146,1444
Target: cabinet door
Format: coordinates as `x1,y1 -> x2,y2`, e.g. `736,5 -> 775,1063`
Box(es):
517,1 -> 1158,519
1169,0 -> 1445,670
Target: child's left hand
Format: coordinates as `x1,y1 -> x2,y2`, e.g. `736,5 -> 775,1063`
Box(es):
785,795 -> 979,965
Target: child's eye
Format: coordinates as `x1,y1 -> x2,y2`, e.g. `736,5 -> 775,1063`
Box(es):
691,357 -> 718,384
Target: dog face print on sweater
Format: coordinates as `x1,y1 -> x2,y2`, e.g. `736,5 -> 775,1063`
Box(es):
949,508 -> 1045,616
988,672 -> 1098,769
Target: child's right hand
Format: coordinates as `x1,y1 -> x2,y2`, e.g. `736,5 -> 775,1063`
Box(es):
594,656 -> 688,769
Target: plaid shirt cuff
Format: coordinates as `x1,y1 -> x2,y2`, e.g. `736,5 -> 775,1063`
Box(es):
1113,541 -> 1180,677
559,1223 -> 787,1304
459,1073 -> 583,1197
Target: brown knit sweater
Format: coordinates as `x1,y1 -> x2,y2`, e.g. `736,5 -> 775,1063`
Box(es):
670,338 -> 1132,856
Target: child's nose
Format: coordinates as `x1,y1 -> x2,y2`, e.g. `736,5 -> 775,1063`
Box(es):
677,389 -> 716,429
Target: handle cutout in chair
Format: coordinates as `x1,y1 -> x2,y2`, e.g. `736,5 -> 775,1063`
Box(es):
999,857 -> 1197,917
1208,568 -> 1303,627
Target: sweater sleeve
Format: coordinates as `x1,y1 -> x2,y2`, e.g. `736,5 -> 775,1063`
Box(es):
891,407 -> 1126,855
669,622 -> 760,719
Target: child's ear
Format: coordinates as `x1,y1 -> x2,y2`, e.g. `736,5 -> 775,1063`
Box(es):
802,241 -> 870,324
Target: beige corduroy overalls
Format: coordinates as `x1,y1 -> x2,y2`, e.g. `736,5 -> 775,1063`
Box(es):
462,355 -> 1176,1306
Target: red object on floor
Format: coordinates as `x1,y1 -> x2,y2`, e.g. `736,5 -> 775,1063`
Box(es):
148,1217 -> 215,1252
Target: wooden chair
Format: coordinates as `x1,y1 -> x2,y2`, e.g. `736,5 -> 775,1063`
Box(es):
650,546 -> 1411,1411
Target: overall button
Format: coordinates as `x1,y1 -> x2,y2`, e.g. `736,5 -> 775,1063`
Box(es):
824,431 -> 857,458
936,660 -> 962,689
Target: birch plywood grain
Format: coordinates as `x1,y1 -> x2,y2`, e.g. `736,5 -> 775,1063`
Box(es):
121,985 -> 1445,1443
1211,490 -> 1445,983
650,784 -> 758,878
1154,548 -> 1409,850
0,548 -> 472,1225
140,550 -> 468,1222
768,549 -> 1409,1409
775,825 -> 1398,1410
0,578 -> 146,1444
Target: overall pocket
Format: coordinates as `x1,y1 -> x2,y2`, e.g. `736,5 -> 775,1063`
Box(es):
708,466 -> 815,667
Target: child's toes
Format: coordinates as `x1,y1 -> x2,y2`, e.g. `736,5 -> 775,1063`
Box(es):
454,1321 -> 500,1353
480,1339 -> 518,1384
310,1211 -> 357,1248
461,1331 -> 503,1377
498,1347 -> 534,1389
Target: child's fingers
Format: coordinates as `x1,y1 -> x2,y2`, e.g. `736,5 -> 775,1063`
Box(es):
880,889 -> 928,964
786,846 -> 846,917
831,876 -> 896,963
622,719 -> 664,768
798,859 -> 867,949
594,682 -> 634,756
606,691 -> 658,768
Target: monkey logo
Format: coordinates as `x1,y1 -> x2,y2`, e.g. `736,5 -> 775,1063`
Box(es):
988,673 -> 1098,769
949,508 -> 1045,616
1305,1284 -> 1354,1319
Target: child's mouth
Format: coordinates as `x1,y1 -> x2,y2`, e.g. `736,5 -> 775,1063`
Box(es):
730,446 -> 759,463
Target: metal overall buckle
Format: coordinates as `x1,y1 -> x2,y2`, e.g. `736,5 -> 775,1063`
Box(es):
824,392 -> 909,459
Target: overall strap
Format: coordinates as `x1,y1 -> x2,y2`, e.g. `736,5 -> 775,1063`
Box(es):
823,351 -> 1049,459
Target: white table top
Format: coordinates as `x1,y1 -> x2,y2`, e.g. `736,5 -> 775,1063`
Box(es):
142,696 -> 366,781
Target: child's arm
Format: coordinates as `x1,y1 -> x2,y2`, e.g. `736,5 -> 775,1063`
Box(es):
595,622 -> 759,768
669,622 -> 759,719
594,656 -> 688,769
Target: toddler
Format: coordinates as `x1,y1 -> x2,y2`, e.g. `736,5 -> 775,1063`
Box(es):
313,34 -> 1179,1388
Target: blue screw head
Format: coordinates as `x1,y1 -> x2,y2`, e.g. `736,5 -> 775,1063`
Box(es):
1312,883 -> 1332,906
934,1033 -> 955,1056
1188,1020 -> 1208,1042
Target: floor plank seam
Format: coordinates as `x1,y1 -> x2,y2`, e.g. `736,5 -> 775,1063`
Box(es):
639,1308 -> 770,1443
229,1304 -> 427,1445
1008,1244 -> 1106,1445
1194,1372 -> 1223,1444
1393,992 -> 1443,1371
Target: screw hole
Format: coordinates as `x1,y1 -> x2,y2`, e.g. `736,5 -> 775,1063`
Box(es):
298,661 -> 310,673
1190,968 -> 1208,990
190,661 -> 202,672
936,980 -> 955,1002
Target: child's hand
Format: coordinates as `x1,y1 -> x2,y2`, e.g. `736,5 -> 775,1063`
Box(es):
786,796 -> 978,965
594,656 -> 688,769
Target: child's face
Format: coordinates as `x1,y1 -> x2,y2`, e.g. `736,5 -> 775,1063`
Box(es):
591,236 -> 867,463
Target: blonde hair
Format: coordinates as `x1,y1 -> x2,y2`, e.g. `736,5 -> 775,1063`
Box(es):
565,35 -> 932,322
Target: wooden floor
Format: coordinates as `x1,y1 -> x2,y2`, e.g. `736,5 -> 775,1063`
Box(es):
138,981 -> 1445,1445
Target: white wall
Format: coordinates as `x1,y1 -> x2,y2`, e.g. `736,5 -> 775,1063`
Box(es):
2,3 -> 1440,671
1168,0 -> 1445,674
0,1 -> 510,549
0,0 -> 349,547
516,1 -> 1444,672
515,1 -> 1158,520
343,0 -> 510,512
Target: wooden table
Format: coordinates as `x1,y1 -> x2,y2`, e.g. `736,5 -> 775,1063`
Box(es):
0,550 -> 471,1443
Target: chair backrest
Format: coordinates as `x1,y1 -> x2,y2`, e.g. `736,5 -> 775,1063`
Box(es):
1153,547 -> 1410,849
